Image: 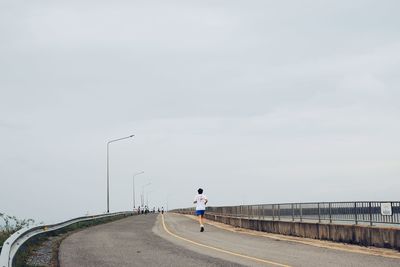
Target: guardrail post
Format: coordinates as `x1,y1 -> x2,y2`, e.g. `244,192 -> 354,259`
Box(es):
262,205 -> 265,220
318,203 -> 321,223
369,202 -> 372,226
272,204 -> 275,221
292,203 -> 294,221
329,202 -> 332,223
354,202 -> 358,225
300,203 -> 303,222
278,204 -> 281,221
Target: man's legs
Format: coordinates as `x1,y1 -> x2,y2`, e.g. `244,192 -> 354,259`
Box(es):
200,215 -> 206,225
199,213 -> 205,232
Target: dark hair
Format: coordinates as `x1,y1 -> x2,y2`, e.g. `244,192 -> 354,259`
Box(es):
198,188 -> 203,194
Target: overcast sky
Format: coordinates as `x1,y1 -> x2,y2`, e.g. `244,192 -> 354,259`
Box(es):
1,0 -> 399,223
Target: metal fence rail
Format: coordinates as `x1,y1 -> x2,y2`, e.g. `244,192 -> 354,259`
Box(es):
175,201 -> 400,226
0,211 -> 133,267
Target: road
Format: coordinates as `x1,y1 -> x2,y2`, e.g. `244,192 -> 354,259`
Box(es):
59,213 -> 400,267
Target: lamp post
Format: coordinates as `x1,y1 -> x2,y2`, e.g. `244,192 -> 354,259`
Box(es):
166,196 -> 170,212
146,190 -> 154,208
133,171 -> 144,209
166,194 -> 174,212
141,182 -> 151,207
107,134 -> 134,213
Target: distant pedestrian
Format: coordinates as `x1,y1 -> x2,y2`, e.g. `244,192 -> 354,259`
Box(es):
193,188 -> 208,232
161,207 -> 164,214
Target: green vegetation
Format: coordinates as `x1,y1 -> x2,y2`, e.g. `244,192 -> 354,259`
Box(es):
0,213 -> 35,248
0,231 -> 10,248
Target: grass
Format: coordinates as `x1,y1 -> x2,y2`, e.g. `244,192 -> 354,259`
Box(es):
0,213 -> 35,248
1,231 -> 11,246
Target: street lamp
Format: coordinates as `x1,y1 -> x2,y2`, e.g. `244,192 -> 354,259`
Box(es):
133,171 -> 144,209
166,194 -> 174,212
166,195 -> 170,212
141,182 -> 151,207
107,134 -> 134,213
146,190 -> 154,208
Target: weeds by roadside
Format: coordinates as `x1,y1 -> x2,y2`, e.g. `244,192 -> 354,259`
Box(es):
0,213 -> 35,248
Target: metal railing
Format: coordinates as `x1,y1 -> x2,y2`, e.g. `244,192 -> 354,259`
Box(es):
0,211 -> 134,267
174,201 -> 400,226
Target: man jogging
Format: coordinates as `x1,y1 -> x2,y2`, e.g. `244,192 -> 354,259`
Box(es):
193,188 -> 208,232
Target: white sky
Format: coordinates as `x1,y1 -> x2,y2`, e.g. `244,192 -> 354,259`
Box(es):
1,0 -> 399,223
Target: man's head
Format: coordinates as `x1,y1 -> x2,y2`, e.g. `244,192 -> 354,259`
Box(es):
198,188 -> 203,194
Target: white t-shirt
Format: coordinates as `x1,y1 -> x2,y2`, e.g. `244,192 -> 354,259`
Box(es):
194,194 -> 208,210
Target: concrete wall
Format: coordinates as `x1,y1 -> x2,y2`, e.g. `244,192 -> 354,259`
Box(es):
181,211 -> 400,250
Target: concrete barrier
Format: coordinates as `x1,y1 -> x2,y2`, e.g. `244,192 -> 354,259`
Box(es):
187,212 -> 400,250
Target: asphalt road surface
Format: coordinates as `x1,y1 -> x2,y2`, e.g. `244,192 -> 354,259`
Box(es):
59,213 -> 400,267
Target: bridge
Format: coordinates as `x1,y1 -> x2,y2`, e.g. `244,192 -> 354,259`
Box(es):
1,201 -> 400,266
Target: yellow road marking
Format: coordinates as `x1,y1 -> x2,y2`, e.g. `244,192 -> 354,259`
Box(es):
161,214 -> 291,267
181,214 -> 400,260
